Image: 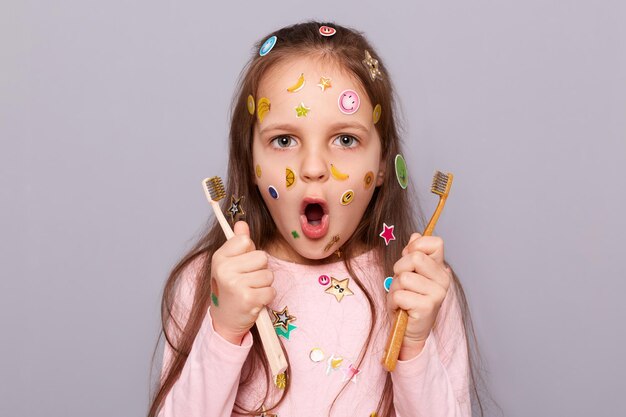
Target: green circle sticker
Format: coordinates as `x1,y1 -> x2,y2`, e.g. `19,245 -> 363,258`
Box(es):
395,154 -> 408,189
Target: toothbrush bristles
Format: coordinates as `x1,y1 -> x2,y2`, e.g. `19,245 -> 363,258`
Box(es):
431,171 -> 452,196
203,176 -> 226,202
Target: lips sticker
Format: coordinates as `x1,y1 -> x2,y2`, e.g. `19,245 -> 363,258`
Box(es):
338,90 -> 360,115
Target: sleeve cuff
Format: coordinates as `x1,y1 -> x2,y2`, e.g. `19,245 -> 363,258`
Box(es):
392,331 -> 439,378
197,307 -> 254,364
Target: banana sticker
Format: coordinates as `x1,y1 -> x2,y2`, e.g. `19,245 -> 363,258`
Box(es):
330,164 -> 349,181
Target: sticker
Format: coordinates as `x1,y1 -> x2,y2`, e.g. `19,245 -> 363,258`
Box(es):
324,277 -> 354,302
318,274 -> 330,285
310,348 -> 325,362
330,164 -> 349,181
295,102 -> 310,117
275,373 -> 286,390
394,154 -> 408,189
257,97 -> 271,123
227,195 -> 245,223
363,171 -> 374,189
247,95 -> 255,115
379,222 -> 396,245
275,323 -> 297,340
286,167 -> 296,188
319,26 -> 336,37
338,90 -> 360,115
255,164 -> 262,178
287,73 -> 305,93
323,235 -> 339,252
318,76 -> 332,91
342,363 -> 361,383
268,185 -> 279,199
211,292 -> 218,307
384,277 -> 393,292
362,50 -> 382,81
373,104 -> 382,124
259,35 -> 277,56
326,354 -> 343,374
340,189 -> 354,205
211,277 -> 219,306
271,306 -> 296,332
291,230 -> 300,239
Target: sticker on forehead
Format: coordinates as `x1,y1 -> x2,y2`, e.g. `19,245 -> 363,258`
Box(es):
295,102 -> 310,117
363,171 -> 374,189
373,104 -> 382,124
319,26 -> 336,37
318,77 -> 332,92
257,97 -> 271,123
340,189 -> 354,205
338,90 -> 360,115
394,154 -> 409,189
286,167 -> 296,188
287,73 -> 305,93
247,95 -> 255,115
259,35 -> 277,56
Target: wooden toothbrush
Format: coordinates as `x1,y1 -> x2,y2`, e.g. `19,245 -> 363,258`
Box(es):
202,177 -> 288,378
382,170 -> 454,372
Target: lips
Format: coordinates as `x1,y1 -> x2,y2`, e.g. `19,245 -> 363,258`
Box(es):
300,198 -> 329,239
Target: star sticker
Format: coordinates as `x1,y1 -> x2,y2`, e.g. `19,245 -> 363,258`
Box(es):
362,50 -> 382,81
342,363 -> 361,383
324,277 -> 354,302
275,323 -> 297,340
295,102 -> 310,117
270,306 -> 296,332
379,222 -> 396,245
227,195 -> 245,223
317,76 -> 332,91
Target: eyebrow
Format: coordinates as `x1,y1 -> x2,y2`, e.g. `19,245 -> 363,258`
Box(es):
259,121 -> 370,135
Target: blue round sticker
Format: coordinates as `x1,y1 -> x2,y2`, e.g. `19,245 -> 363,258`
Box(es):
268,185 -> 279,199
384,277 -> 393,292
259,36 -> 277,56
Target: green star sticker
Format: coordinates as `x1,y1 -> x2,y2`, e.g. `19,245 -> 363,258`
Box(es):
295,102 -> 310,117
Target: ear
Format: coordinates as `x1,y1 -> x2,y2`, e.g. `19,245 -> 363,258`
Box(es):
375,159 -> 386,187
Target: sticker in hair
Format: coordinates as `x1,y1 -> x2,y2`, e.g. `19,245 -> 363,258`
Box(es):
227,195 -> 245,223
363,50 -> 382,81
379,222 -> 396,245
338,90 -> 360,115
257,97 -> 271,123
384,277 -> 393,292
286,167 -> 296,188
363,171 -> 374,189
319,26 -> 336,37
255,164 -> 262,178
323,234 -> 340,252
295,102 -> 310,117
330,163 -> 349,181
318,76 -> 332,91
340,189 -> 354,205
394,154 -> 408,189
259,35 -> 277,56
246,95 -> 255,115
287,73 -> 305,93
268,185 -> 279,199
324,276 -> 354,302
373,104 -> 382,124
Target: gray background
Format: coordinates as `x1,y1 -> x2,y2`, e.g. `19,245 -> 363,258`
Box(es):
1,1 -> 624,416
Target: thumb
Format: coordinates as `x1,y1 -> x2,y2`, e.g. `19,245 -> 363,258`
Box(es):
233,220 -> 250,237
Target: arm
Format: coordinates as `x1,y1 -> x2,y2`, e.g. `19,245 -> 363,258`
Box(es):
391,280 -> 471,417
157,257 -> 253,417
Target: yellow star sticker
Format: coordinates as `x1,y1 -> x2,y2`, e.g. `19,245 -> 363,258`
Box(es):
317,76 -> 332,91
295,102 -> 310,117
362,50 -> 382,81
324,277 -> 354,302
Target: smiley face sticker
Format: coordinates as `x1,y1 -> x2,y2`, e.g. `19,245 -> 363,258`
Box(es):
319,26 -> 336,37
363,171 -> 374,189
340,189 -> 354,205
338,90 -> 360,115
259,35 -> 277,56
395,154 -> 409,189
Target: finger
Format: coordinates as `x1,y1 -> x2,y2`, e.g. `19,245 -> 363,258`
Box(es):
402,233 -> 422,256
232,250 -> 268,273
218,231 -> 256,258
251,286 -> 277,308
233,220 -> 250,236
390,271 -> 443,297
387,289 -> 428,312
393,252 -> 450,290
241,269 -> 274,289
403,235 -> 445,265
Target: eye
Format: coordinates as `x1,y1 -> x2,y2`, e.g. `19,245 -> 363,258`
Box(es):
271,135 -> 297,148
333,135 -> 358,148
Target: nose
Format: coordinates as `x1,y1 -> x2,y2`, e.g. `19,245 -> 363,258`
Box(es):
300,149 -> 329,183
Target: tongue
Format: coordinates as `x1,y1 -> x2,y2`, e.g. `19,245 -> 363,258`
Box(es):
305,204 -> 324,224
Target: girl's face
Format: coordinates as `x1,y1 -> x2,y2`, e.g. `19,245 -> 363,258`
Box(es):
252,55 -> 384,263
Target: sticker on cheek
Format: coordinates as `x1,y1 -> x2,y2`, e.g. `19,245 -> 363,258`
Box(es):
338,90 -> 360,115
247,95 -> 255,115
340,190 -> 354,205
330,164 -> 349,181
286,167 -> 296,188
363,171 -> 374,189
255,164 -> 262,178
268,185 -> 279,199
291,230 -> 300,239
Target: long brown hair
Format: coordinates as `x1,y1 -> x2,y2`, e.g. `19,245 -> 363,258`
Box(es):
148,21 -> 490,417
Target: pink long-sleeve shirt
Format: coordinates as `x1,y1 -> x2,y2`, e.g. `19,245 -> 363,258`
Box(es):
158,250 -> 471,416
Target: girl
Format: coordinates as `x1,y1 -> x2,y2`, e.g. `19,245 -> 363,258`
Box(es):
149,21 -> 484,417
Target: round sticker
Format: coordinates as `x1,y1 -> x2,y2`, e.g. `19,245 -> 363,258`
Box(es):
373,104 -> 382,124
318,274 -> 330,286
247,95 -> 255,115
394,154 -> 408,189
286,168 -> 296,188
310,348 -> 325,362
268,185 -> 279,199
340,189 -> 354,205
384,277 -> 393,293
259,35 -> 277,56
363,171 -> 374,189
255,164 -> 262,178
338,90 -> 360,115
319,26 -> 336,37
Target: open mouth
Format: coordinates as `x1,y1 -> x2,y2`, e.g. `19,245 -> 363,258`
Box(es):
300,198 -> 329,239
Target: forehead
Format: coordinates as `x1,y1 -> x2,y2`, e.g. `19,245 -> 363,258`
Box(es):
256,55 -> 373,127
